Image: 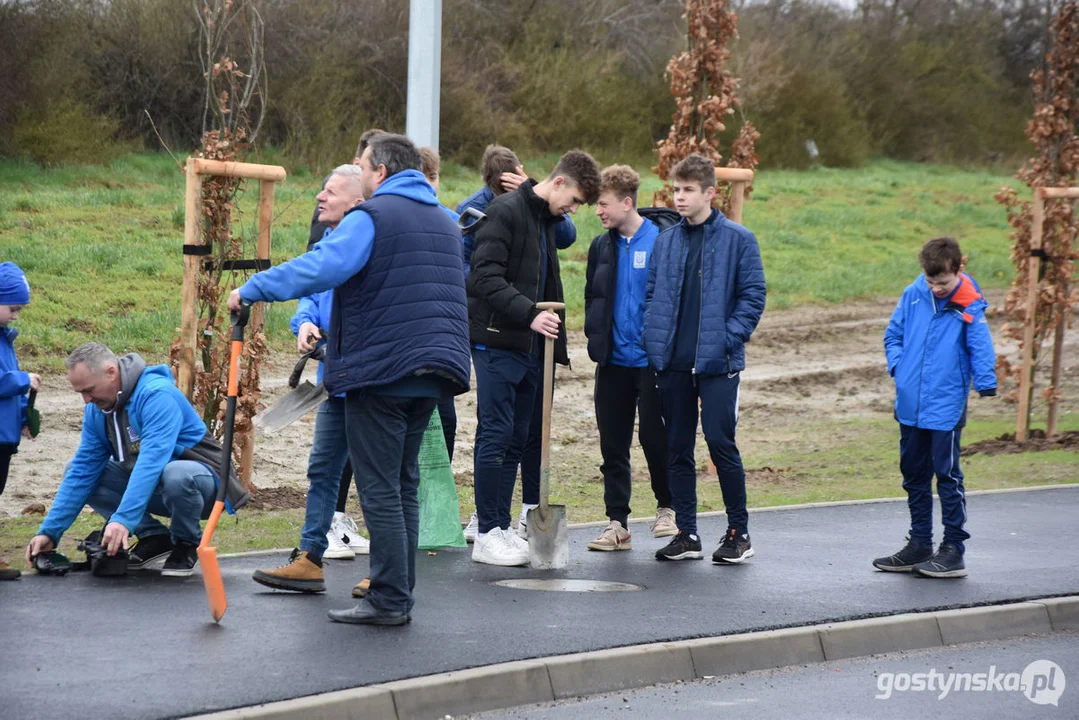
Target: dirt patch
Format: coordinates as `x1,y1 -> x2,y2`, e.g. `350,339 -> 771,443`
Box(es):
242,486 -> 307,511
961,430 -> 1079,457
745,466 -> 797,486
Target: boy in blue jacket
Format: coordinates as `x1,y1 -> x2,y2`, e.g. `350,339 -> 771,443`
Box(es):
875,237 -> 997,578
0,262 -> 40,579
643,155 -> 766,563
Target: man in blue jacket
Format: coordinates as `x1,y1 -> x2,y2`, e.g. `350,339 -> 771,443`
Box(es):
229,133 -> 470,625
584,165 -> 673,552
24,343 -> 249,576
643,154 -> 766,564
874,237 -> 996,578
456,144 -> 578,542
252,165 -> 369,596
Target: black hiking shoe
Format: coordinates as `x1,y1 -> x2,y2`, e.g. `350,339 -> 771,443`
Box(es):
160,540 -> 199,577
913,542 -> 968,578
655,532 -> 704,561
128,534 -> 173,570
712,528 -> 755,564
872,537 -> 933,572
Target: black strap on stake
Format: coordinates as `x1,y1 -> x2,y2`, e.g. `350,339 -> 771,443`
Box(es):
206,258 -> 272,272
1030,249 -> 1049,259
183,244 -> 213,256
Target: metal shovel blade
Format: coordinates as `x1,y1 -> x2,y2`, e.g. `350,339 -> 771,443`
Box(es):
527,503 -> 568,569
254,380 -> 326,433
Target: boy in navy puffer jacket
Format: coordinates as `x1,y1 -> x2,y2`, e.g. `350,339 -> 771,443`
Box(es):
874,237 -> 997,578
0,262 -> 40,579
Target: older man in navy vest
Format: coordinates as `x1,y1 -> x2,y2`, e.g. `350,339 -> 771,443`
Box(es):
229,134 -> 471,626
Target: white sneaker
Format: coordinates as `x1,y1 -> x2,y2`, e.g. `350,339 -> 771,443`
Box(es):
507,527 -> 530,554
471,528 -> 529,566
324,520 -> 356,560
463,512 -> 478,543
339,516 -> 370,555
516,506 -> 532,539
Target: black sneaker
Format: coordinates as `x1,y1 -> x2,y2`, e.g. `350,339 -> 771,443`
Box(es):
872,537 -> 934,572
712,528 -> 754,564
913,542 -> 968,578
161,540 -> 199,577
655,532 -> 703,561
128,534 -> 173,570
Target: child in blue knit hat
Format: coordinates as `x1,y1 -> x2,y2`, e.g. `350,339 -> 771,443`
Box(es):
0,261 -> 40,580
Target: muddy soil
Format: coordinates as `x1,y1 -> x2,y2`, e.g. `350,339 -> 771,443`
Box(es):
4,291 -> 1076,517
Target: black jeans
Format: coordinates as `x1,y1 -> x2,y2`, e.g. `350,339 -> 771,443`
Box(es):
344,391 -> 436,614
0,443 -> 16,496
657,371 -> 747,537
436,396 -> 457,463
594,365 -> 670,527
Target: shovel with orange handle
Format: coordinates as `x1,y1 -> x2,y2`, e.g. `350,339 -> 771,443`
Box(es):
199,302 -> 249,623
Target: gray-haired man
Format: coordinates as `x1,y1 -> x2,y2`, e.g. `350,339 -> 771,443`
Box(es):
25,343 -> 247,576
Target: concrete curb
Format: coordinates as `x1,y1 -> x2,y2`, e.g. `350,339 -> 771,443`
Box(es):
188,595 -> 1078,720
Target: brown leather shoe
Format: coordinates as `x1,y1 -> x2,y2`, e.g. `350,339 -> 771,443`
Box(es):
252,549 -> 325,593
0,560 -> 21,581
351,576 -> 371,598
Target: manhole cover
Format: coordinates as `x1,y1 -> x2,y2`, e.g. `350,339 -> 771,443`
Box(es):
491,579 -> 642,592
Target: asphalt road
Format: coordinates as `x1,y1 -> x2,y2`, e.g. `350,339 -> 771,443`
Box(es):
473,631 -> 1078,719
1,487 -> 1077,720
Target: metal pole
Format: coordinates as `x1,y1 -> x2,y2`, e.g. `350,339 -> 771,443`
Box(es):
406,0 -> 442,150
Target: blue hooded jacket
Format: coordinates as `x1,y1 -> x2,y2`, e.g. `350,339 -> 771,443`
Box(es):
0,326 -> 30,445
643,210 -> 767,375
240,170 -> 471,396
37,363 -> 212,542
885,273 -> 997,430
456,186 -> 577,275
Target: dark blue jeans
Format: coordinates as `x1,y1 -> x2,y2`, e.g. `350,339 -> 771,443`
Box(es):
519,365 -> 554,507
300,397 -> 351,561
344,391 -> 436,615
472,348 -> 540,534
900,424 -> 969,553
657,371 -> 747,537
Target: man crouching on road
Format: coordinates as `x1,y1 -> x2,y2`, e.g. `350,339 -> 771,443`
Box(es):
228,133 -> 471,626
25,343 -> 248,576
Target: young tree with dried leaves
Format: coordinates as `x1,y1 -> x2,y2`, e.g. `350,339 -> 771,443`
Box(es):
170,0 -> 268,487
653,0 -> 759,212
994,1 -> 1078,436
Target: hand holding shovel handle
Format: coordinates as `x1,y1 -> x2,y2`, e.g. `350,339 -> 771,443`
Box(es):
199,302 -> 249,622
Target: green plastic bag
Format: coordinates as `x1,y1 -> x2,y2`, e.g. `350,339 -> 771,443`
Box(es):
418,408 -> 467,549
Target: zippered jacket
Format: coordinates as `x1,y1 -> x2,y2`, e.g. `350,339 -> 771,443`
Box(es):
643,211 -> 766,375
584,219 -> 659,367
885,273 -> 997,430
0,326 -> 29,445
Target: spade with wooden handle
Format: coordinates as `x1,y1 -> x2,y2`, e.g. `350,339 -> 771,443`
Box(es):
527,301 -> 568,569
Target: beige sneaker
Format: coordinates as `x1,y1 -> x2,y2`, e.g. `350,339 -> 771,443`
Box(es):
587,521 -> 632,552
651,508 -> 677,538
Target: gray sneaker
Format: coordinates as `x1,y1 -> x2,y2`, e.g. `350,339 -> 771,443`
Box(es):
651,508 -> 677,538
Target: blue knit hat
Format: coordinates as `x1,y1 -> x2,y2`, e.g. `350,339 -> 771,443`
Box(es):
0,262 -> 31,305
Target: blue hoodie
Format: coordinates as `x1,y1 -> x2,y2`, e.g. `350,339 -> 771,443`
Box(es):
609,220 -> 660,367
0,326 -> 30,445
242,170 -> 442,306
885,273 -> 997,430
455,186 -> 577,275
37,364 -> 211,541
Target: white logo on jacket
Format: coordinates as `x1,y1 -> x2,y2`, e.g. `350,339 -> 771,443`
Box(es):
633,251 -> 647,269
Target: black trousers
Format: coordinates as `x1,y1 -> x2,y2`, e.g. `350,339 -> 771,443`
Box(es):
0,443 -> 16,496
594,365 -> 670,527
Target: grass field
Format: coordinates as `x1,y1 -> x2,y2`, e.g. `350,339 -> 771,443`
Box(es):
0,152 -> 1025,370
